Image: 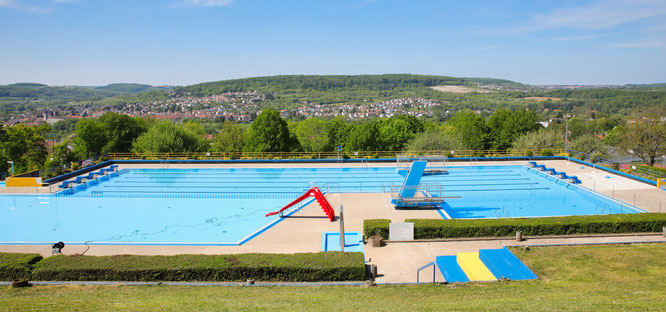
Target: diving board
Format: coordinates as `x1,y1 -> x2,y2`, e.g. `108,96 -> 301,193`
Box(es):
399,161 -> 427,198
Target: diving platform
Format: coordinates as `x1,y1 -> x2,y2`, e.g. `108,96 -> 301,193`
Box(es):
391,160 -> 459,208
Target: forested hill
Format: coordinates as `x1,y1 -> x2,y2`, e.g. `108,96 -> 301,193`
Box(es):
0,83 -> 169,100
95,83 -> 171,93
171,74 -> 472,97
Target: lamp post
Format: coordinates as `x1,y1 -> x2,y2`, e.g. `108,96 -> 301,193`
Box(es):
564,115 -> 570,152
50,133 -> 55,151
7,161 -> 14,176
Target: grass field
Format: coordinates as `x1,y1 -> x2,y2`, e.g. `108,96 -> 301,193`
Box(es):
1,243 -> 665,311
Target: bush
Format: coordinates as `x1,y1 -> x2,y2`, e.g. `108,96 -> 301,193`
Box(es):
364,214 -> 666,239
0,253 -> 43,281
541,149 -> 554,156
363,219 -> 391,238
31,252 -> 365,282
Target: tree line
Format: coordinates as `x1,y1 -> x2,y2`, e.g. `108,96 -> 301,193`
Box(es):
1,105 -> 664,177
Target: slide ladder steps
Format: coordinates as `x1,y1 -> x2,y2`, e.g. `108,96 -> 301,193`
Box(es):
435,256 -> 469,283
265,186 -> 336,222
479,247 -> 538,281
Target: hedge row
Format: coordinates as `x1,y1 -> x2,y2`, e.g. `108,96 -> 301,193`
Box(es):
0,253 -> 43,281
28,252 -> 365,282
364,213 -> 666,239
363,219 -> 391,238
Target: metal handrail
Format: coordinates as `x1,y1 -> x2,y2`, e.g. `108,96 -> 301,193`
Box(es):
417,261 -> 437,284
567,150 -> 665,180
24,149 -> 563,183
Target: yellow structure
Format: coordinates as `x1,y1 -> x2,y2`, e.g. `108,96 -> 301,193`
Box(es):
658,178 -> 666,189
457,252 -> 497,281
5,177 -> 43,187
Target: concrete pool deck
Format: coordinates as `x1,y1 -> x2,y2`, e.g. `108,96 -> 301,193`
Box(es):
1,159 -> 665,283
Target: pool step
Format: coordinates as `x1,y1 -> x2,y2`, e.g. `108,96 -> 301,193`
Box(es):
435,256 -> 469,283
479,247 -> 538,281
434,248 -> 537,283
456,252 -> 497,281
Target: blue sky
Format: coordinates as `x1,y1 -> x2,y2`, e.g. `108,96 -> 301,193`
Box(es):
1,0 -> 665,86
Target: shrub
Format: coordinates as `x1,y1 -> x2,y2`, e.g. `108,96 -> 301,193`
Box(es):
410,214 -> 666,239
363,219 -> 390,238
364,214 -> 666,239
31,252 -> 365,282
0,253 -> 43,281
541,149 -> 554,156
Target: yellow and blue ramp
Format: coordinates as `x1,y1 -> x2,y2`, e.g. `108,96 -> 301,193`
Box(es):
435,247 -> 537,283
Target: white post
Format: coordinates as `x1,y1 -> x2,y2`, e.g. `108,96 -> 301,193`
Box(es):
339,204 -> 345,253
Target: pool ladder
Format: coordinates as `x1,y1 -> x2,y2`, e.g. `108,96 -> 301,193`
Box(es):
495,206 -> 509,218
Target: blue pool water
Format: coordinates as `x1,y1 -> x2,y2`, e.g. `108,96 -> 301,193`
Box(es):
0,166 -> 641,244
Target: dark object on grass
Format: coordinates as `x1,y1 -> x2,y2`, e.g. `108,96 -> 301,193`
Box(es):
11,279 -> 31,288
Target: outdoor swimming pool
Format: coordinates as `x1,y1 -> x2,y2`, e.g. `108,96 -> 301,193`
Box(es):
0,165 -> 642,245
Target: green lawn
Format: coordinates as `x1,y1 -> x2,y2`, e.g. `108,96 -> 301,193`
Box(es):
2,243 -> 665,311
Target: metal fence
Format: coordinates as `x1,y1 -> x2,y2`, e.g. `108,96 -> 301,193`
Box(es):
567,150 -> 666,181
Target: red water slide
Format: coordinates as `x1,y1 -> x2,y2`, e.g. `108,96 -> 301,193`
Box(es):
265,187 -> 336,222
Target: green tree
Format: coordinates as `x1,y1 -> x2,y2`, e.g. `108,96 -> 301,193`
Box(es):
73,119 -> 107,157
212,121 -> 246,152
327,116 -> 353,151
511,129 -> 565,151
346,122 -> 380,151
378,115 -> 424,151
487,109 -> 541,150
406,130 -> 467,151
99,112 -> 146,154
293,117 -> 329,152
132,120 -> 208,153
1,124 -> 48,173
570,134 -> 608,156
243,109 -> 300,152
447,110 -> 489,150
618,111 -> 666,166
44,139 -> 77,168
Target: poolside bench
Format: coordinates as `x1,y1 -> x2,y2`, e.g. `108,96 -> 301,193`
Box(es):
527,161 -> 537,168
110,165 -> 119,171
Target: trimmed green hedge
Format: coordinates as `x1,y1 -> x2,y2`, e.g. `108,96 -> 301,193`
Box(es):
363,219 -> 391,238
31,252 -> 365,282
0,253 -> 43,281
364,213 -> 666,239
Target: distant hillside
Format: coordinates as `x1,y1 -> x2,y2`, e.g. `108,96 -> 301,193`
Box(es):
622,83 -> 666,89
10,83 -> 48,87
173,74 -> 468,97
95,83 -> 171,93
0,83 -> 171,100
463,77 -> 530,90
0,84 -> 114,99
